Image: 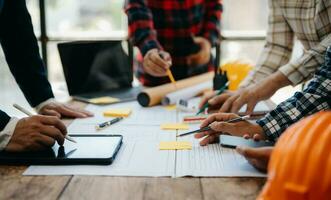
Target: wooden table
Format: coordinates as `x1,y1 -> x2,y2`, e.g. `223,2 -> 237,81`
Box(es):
0,101 -> 268,200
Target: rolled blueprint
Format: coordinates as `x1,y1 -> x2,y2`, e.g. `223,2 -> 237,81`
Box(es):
137,72 -> 214,107
161,81 -> 212,105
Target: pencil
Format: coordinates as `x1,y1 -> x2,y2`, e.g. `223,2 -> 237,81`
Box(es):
159,52 -> 176,86
166,68 -> 176,85
177,115 -> 250,137
13,103 -> 77,143
196,82 -> 229,115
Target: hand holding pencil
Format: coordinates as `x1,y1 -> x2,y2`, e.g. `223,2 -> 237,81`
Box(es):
5,104 -> 74,152
143,49 -> 173,78
194,113 -> 266,146
13,104 -> 76,144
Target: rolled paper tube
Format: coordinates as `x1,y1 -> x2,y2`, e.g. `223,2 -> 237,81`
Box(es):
161,80 -> 212,105
137,72 -> 214,107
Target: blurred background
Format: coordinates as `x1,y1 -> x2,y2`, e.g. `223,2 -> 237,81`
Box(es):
0,0 -> 301,116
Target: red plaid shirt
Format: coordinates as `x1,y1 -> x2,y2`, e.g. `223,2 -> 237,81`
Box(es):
125,0 -> 222,86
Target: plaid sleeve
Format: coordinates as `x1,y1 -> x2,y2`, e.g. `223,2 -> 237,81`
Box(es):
240,0 -> 294,87
124,0 -> 163,56
202,0 -> 222,46
257,47 -> 331,141
279,34 -> 331,86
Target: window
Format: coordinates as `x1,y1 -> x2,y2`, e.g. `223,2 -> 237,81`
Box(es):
1,0 -> 269,95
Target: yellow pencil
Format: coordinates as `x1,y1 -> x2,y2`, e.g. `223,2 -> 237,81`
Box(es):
166,68 -> 176,85
158,51 -> 177,86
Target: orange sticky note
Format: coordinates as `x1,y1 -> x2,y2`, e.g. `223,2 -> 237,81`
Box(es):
160,123 -> 189,130
103,108 -> 132,117
159,141 -> 192,150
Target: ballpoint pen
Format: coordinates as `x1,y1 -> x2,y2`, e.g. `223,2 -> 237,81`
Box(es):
13,103 -> 77,143
177,115 -> 250,137
95,117 -> 124,130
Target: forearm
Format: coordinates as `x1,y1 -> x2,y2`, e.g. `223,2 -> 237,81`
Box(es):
261,71 -> 292,93
279,34 -> 331,86
202,0 -> 222,46
240,0 -> 294,87
124,0 -> 162,56
0,0 -> 54,107
257,49 -> 331,141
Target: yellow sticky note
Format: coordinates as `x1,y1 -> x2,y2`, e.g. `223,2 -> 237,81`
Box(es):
160,123 -> 189,130
103,108 -> 132,117
159,141 -> 192,150
164,104 -> 177,111
89,97 -> 120,104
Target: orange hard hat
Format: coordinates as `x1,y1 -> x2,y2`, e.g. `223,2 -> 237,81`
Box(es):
258,111 -> 331,200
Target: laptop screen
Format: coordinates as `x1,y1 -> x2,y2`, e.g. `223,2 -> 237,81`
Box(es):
58,40 -> 133,96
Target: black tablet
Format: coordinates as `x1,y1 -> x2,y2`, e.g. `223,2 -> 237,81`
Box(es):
220,135 -> 274,148
0,135 -> 122,165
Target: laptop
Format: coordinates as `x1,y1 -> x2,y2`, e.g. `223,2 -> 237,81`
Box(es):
58,40 -> 141,105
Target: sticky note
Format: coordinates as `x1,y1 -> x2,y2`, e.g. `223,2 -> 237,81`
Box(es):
159,141 -> 192,150
103,108 -> 132,117
160,123 -> 189,130
164,104 -> 177,111
89,97 -> 120,104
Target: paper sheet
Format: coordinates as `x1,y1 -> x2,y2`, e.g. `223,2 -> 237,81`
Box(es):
175,125 -> 265,177
24,99 -> 267,177
68,102 -> 177,133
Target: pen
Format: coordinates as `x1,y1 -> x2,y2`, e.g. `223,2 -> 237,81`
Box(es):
159,52 -> 176,86
196,82 -> 229,115
96,117 -> 124,130
13,103 -> 77,143
177,115 -> 250,137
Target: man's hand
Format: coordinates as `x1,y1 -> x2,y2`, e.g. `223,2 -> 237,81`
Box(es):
194,113 -> 265,146
38,102 -> 93,118
5,115 -> 67,152
143,49 -> 172,77
236,146 -> 273,172
186,37 -> 211,66
199,90 -> 239,113
199,71 -> 291,115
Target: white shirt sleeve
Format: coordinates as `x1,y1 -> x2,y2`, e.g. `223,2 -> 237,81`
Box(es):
0,117 -> 19,151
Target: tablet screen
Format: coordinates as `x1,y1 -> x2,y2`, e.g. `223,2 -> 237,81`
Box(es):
52,135 -> 122,159
0,135 -> 123,165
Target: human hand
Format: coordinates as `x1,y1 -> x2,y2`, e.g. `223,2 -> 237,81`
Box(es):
194,113 -> 265,146
211,71 -> 290,114
143,49 -> 172,77
38,101 -> 93,118
236,146 -> 273,172
186,37 -> 211,66
5,115 -> 67,152
198,90 -> 239,113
